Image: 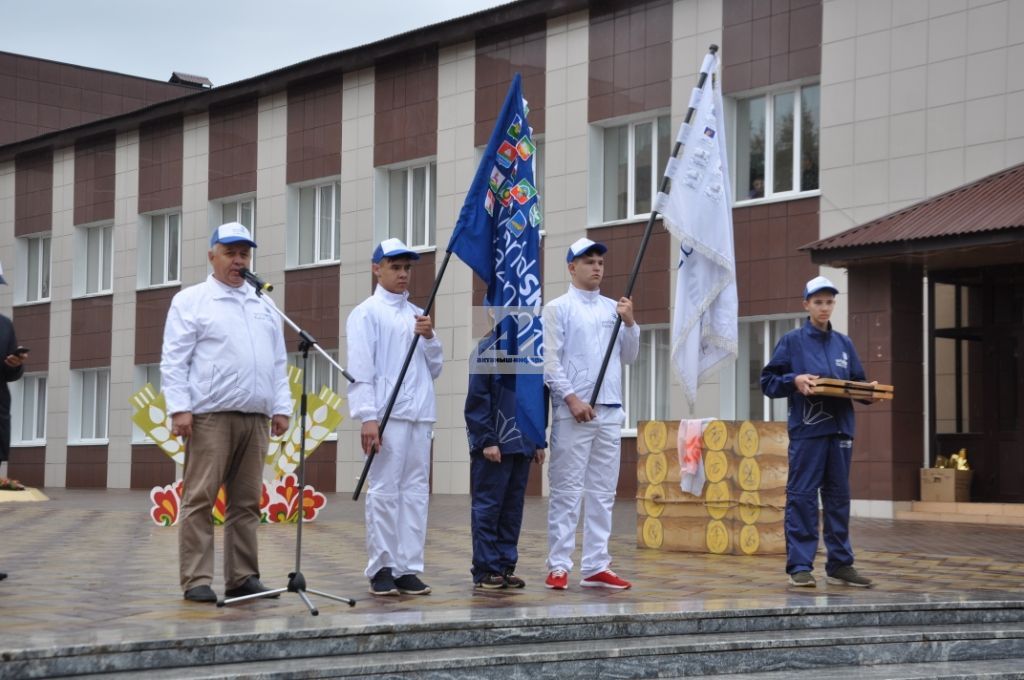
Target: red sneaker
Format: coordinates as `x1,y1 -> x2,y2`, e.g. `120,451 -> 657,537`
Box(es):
545,569 -> 568,590
581,570 -> 631,590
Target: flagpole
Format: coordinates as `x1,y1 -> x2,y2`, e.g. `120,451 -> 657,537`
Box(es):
588,44 -> 718,409
352,250 -> 454,501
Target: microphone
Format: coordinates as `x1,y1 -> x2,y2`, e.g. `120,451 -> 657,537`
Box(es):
240,268 -> 273,293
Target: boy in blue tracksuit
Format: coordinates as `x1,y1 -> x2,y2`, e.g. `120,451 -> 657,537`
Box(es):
465,332 -> 546,589
760,276 -> 874,589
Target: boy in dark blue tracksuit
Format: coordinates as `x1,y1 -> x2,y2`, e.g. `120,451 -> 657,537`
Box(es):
465,334 -> 547,589
761,276 -> 874,588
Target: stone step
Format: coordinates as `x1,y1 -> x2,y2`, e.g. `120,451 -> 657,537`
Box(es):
896,502 -> 1024,527
26,612 -> 1024,679
686,657 -> 1024,679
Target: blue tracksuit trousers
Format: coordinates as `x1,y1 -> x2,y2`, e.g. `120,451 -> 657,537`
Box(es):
785,435 -> 855,575
470,452 -> 532,581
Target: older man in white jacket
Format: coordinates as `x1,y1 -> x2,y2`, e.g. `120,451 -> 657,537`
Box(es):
544,237 -> 639,591
347,238 -> 444,597
162,222 -> 292,604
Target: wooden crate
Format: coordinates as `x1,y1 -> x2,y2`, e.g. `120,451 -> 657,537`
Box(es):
637,419 -> 789,555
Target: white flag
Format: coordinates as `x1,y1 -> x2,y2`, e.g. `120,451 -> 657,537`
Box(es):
654,53 -> 738,409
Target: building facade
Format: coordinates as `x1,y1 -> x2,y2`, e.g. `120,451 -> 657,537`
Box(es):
2,0 -> 1023,515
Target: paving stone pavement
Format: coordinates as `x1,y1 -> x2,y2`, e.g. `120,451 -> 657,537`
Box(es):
2,489 -> 1024,652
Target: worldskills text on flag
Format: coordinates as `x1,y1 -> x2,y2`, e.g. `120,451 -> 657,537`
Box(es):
653,52 -> 738,409
448,73 -> 545,447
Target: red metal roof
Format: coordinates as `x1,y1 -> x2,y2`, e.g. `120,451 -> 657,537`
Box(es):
804,161 -> 1024,252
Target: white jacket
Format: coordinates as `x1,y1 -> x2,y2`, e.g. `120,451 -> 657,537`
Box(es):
346,285 -> 444,423
161,275 -> 292,417
543,285 -> 640,420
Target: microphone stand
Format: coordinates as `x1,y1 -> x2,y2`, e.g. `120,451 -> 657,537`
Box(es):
219,272 -> 355,615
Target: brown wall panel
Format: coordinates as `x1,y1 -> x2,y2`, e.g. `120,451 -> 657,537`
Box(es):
135,286 -> 179,364
6,446 -> 45,487
138,116 -> 183,214
70,296 -> 112,369
618,436 -> 638,499
74,133 -> 116,225
208,99 -> 258,200
12,302 -> 50,370
284,264 -> 341,348
66,444 -> 108,488
374,49 -> 438,167
303,439 -> 337,493
722,0 -> 822,94
286,77 -> 342,185
0,51 -> 192,147
475,20 -> 546,147
733,196 -> 818,316
587,220 -> 671,324
14,149 -> 53,236
588,0 -> 673,122
130,444 -> 176,489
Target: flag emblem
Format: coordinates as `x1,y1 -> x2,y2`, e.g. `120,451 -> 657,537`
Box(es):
484,189 -> 495,216
508,210 -> 528,236
507,114 -> 522,139
499,185 -> 513,207
489,167 -> 506,193
510,179 -> 537,205
516,136 -> 535,160
496,141 -> 518,168
529,203 -> 542,228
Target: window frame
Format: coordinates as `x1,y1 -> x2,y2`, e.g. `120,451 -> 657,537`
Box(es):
732,82 -> 820,205
10,373 -> 48,445
728,315 -> 803,422
622,325 -> 671,434
74,222 -> 114,297
70,367 -> 111,444
293,180 -> 341,267
139,211 -> 182,289
386,160 -> 437,250
594,113 -> 672,226
16,233 -> 52,305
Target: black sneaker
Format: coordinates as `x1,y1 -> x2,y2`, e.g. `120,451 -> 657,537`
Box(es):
788,571 -> 816,587
225,576 -> 280,599
183,585 -> 218,602
827,565 -> 873,588
475,573 -> 507,590
369,568 -> 399,596
394,573 -> 431,595
503,568 -> 525,588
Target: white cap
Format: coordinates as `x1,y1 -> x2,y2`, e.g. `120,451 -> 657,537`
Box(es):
373,238 -> 420,263
804,275 -> 839,299
210,222 -> 257,248
566,237 -> 607,263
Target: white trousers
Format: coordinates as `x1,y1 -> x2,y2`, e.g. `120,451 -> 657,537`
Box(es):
364,419 -> 432,579
546,406 -> 623,577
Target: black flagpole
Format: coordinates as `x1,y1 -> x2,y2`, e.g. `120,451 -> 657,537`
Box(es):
588,44 -> 718,408
352,250 -> 454,501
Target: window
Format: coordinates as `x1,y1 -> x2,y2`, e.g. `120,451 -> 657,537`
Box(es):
623,327 -> 671,430
289,349 -> 340,397
296,182 -> 340,265
221,198 -> 255,231
11,374 -> 47,444
20,234 -> 52,303
71,368 -> 110,442
141,212 -> 181,287
388,162 -> 436,248
734,317 -> 801,421
133,364 -> 162,442
602,115 -> 671,222
76,224 -> 113,295
735,84 -> 819,201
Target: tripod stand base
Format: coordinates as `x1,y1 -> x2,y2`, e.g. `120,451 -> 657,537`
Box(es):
218,571 -> 356,615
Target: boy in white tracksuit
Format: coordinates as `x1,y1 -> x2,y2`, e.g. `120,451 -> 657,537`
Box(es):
543,237 -> 639,590
347,238 -> 443,597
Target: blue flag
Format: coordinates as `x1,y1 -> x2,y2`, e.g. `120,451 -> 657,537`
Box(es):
449,73 -> 546,448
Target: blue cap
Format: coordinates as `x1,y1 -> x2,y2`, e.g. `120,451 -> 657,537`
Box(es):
373,238 -> 420,263
210,222 -> 257,248
566,237 -> 607,263
804,275 -> 839,299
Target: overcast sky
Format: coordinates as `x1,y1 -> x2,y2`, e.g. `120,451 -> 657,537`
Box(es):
1,0 -> 513,86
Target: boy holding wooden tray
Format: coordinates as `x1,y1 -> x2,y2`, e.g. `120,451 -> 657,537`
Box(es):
760,275 -> 878,589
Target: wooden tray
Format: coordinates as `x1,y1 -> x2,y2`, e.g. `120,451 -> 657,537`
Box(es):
811,378 -> 894,400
